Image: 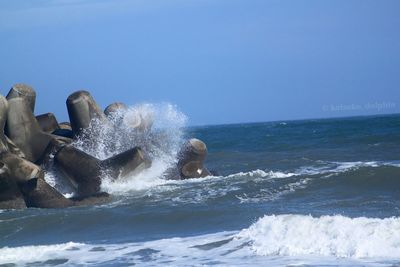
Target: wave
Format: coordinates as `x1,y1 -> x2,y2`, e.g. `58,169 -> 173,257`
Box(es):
0,242 -> 82,264
72,161 -> 400,208
221,160 -> 400,182
2,214 -> 400,266
294,160 -> 400,177
237,214 -> 400,259
101,160 -> 400,195
226,169 -> 296,179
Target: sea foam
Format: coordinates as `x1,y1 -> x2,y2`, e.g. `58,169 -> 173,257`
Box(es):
237,214 -> 400,258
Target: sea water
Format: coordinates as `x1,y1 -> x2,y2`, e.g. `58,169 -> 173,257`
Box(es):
0,106 -> 399,266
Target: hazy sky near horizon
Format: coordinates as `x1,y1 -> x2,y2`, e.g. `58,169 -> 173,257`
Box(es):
0,0 -> 399,125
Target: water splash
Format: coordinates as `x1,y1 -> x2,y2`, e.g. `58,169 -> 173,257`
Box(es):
73,103 -> 187,159
71,103 -> 188,194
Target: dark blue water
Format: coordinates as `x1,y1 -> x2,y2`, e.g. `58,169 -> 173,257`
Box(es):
1,114 -> 400,266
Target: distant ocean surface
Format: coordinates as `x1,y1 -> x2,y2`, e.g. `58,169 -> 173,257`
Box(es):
1,113 -> 400,266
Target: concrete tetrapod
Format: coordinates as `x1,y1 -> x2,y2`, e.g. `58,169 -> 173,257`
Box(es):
5,97 -> 53,163
0,95 -> 47,208
0,161 -> 27,209
0,95 -> 27,209
5,93 -> 72,165
177,138 -> 211,179
36,113 -> 60,133
104,102 -> 128,118
0,94 -> 100,209
6,83 -> 36,113
66,90 -> 107,137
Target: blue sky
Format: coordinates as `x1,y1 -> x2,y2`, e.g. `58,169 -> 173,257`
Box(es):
0,0 -> 399,125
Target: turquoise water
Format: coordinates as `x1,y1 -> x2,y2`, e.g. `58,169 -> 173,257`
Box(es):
1,114 -> 400,266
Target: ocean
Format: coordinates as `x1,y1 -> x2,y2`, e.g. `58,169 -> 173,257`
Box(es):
1,110 -> 400,266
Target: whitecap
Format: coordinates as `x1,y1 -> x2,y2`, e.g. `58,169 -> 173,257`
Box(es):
237,214 -> 400,259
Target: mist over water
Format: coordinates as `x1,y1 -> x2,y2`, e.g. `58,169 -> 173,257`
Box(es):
1,113 -> 400,266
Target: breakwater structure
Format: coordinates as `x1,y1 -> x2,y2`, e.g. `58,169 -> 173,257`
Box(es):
0,84 -> 212,209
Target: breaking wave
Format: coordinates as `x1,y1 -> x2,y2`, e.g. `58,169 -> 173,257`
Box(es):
2,214 -> 400,266
237,214 -> 400,259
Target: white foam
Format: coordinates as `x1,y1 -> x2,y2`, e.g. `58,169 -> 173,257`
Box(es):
101,159 -> 171,194
226,160 -> 399,185
383,160 -> 400,168
333,161 -> 380,170
293,160 -> 400,177
0,242 -> 84,263
237,214 -> 400,259
227,169 -> 296,179
332,160 -> 400,171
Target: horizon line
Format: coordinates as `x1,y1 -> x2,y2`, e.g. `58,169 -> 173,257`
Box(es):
187,111 -> 400,128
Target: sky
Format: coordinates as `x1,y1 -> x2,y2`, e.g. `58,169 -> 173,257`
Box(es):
0,0 -> 399,126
